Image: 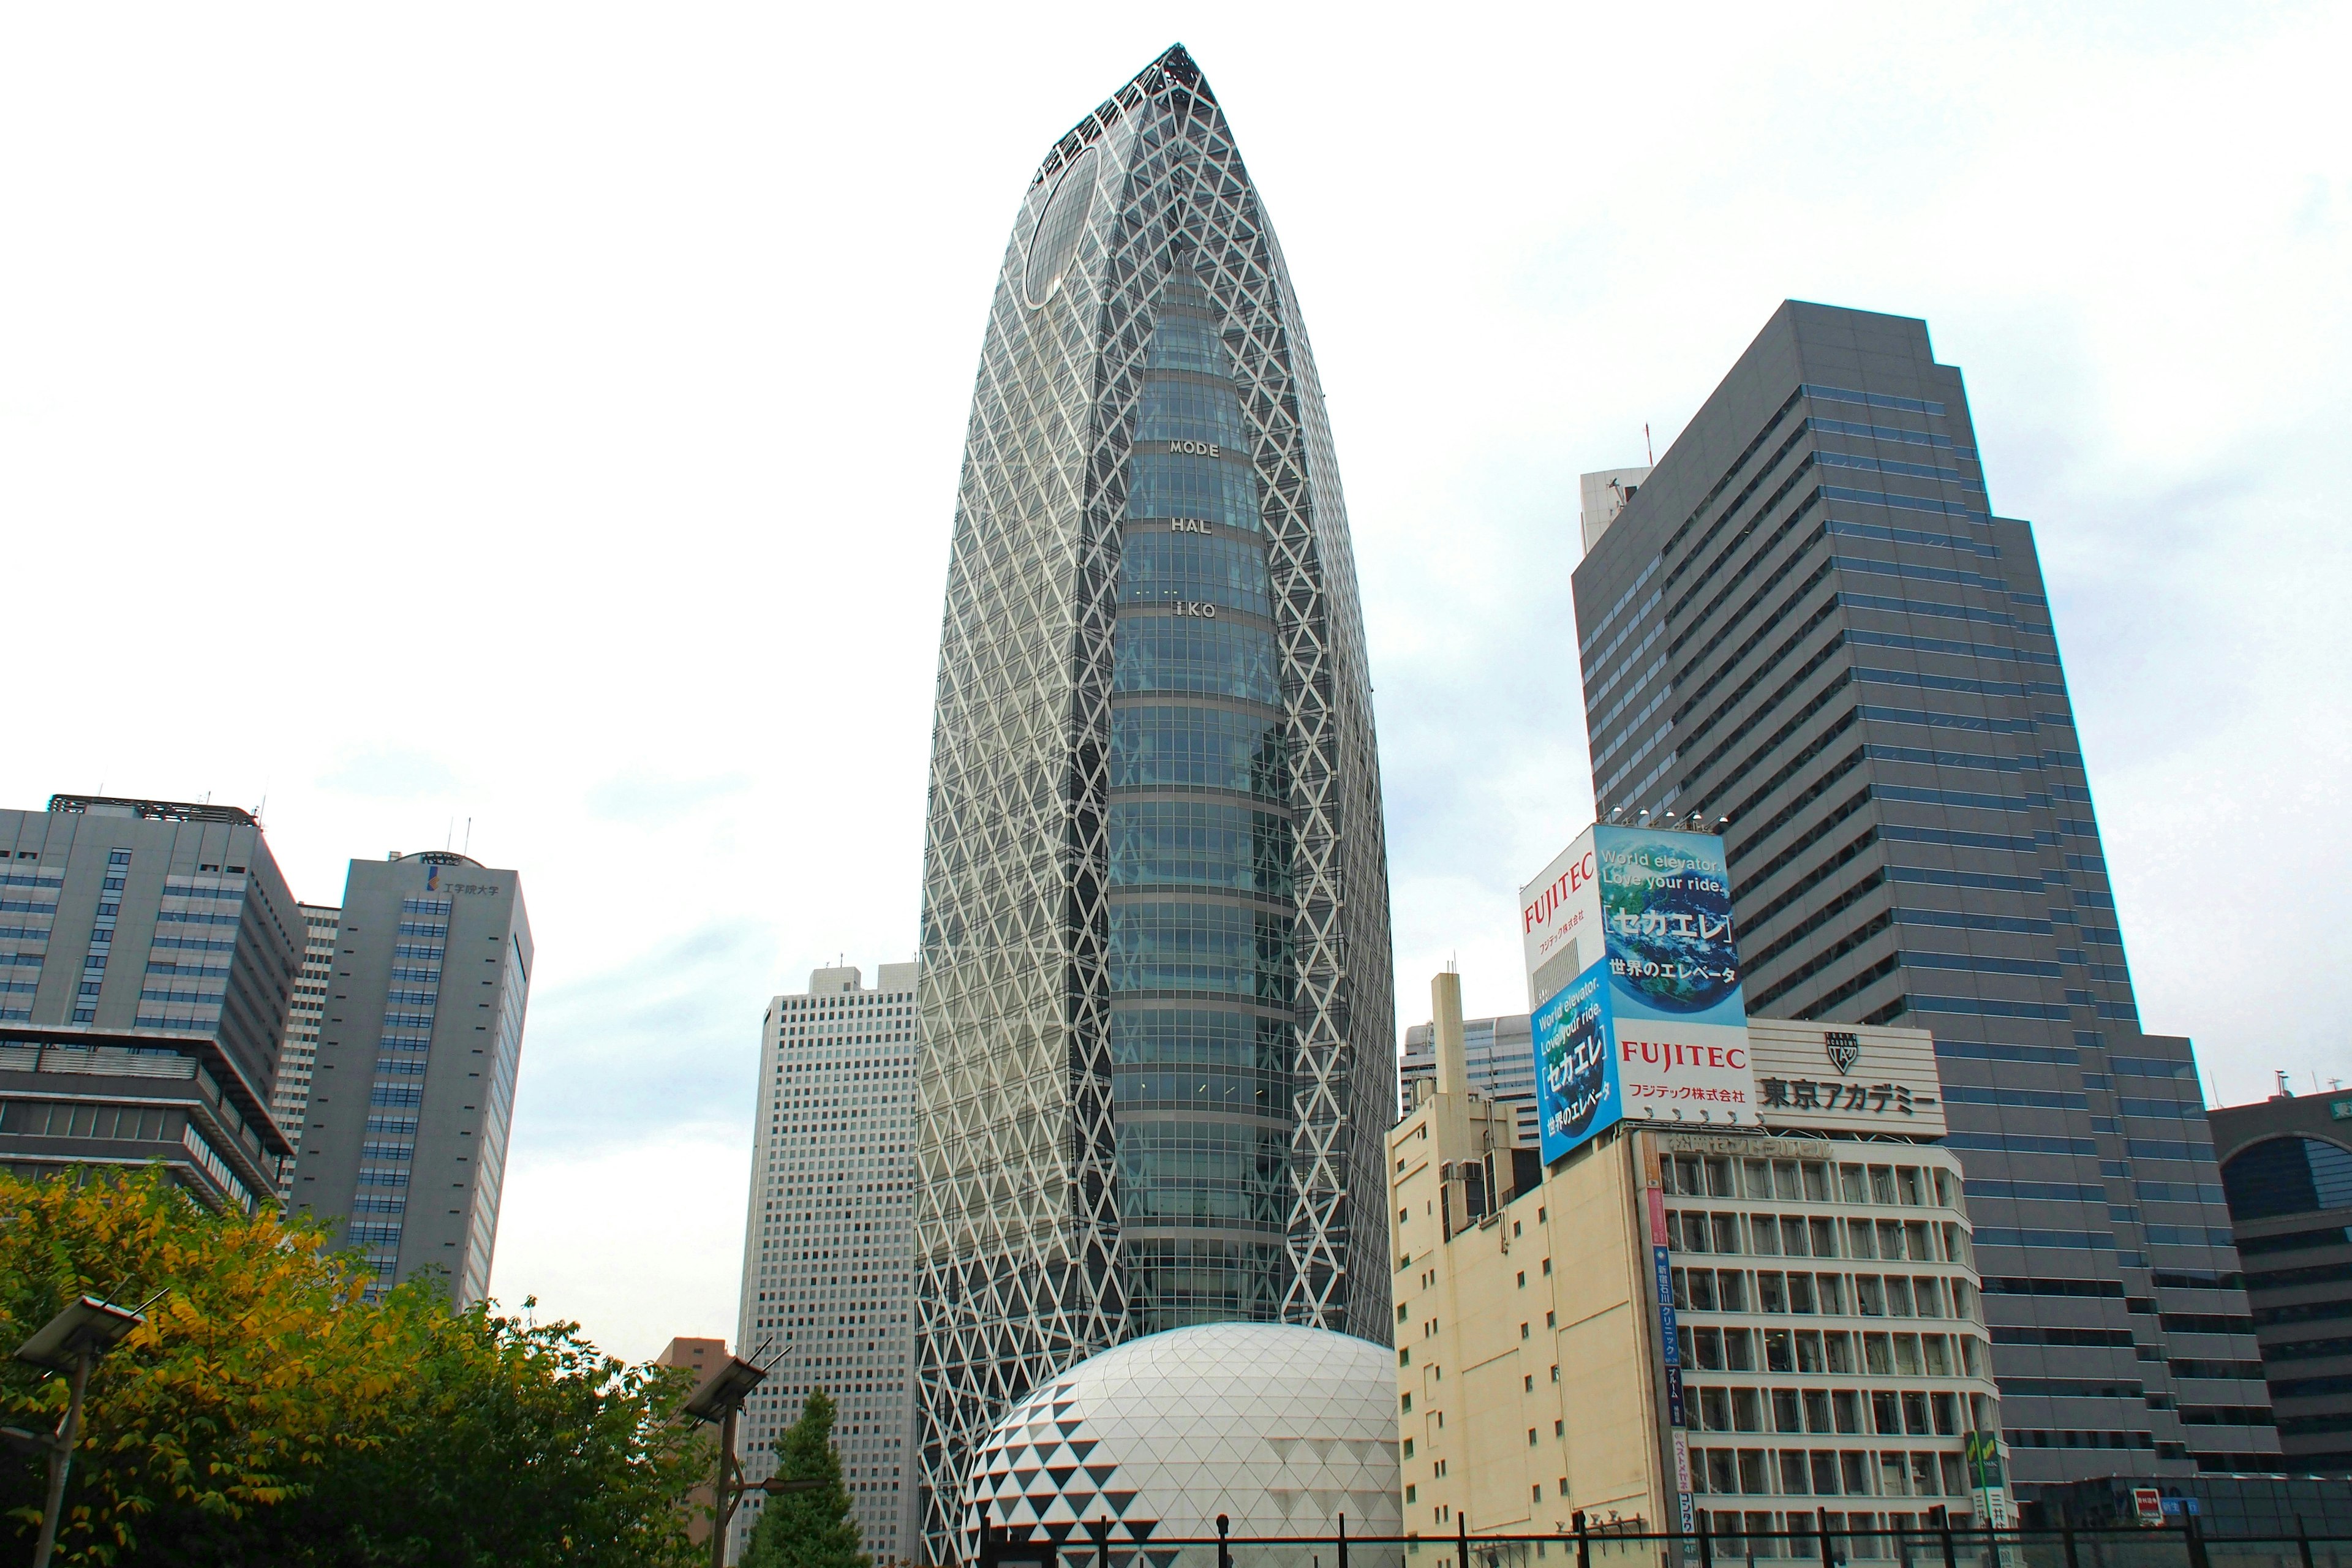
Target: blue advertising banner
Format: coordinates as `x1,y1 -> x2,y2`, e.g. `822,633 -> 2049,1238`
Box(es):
1654,1243 -> 1679,1363
1525,824 -> 1759,1159
1533,956 -> 1617,1163
1594,827 -> 1746,1025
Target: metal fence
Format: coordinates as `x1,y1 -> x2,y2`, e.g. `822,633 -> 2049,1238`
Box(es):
974,1517 -> 2352,1568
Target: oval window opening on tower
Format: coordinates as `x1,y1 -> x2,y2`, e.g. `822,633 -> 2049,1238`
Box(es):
1022,146 -> 1099,309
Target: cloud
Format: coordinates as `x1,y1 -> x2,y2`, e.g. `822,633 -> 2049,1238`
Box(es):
316,748 -> 461,800
585,771 -> 751,823
511,918 -> 775,1149
488,1120 -> 748,1363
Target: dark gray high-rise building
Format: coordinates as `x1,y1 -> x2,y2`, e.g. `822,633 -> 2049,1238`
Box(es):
914,43 -> 1395,1554
1572,303 -> 2275,1494
0,794 -> 300,1212
290,851 -> 530,1306
2211,1089 -> 2352,1474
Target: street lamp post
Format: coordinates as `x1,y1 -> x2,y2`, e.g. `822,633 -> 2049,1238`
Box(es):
682,1357 -> 830,1567
6,1295 -> 147,1568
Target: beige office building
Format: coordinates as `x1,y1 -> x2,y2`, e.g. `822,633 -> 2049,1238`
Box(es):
1390,976 -> 2007,1543
269,902 -> 340,1192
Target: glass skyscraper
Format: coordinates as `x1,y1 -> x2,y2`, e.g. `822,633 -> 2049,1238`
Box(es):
1572,302 -> 2275,1497
914,44 -> 1395,1555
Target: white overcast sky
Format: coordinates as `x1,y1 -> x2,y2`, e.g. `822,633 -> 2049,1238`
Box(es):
4,4 -> 2346,1361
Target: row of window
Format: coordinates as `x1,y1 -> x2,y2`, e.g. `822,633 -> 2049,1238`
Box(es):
0,1099 -> 178,1140
1664,1151 -> 1957,1208
1119,529 -> 1270,617
1106,903 -> 1291,1001
1137,374 -> 1248,448
1668,1210 -> 1967,1269
1126,451 -> 1259,532
1692,1384 -> 1988,1449
1691,1445 -> 1970,1502
1109,800 -> 1292,897
1112,1066 -> 1287,1114
1108,1006 -> 1288,1069
1114,617 -> 1278,705
1110,706 -> 1287,799
1675,1266 -> 1978,1325
1681,1322 -> 1982,1382
1114,1120 -> 1289,1229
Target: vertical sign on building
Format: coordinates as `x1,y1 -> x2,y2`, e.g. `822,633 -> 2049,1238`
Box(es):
1966,1431 -> 2011,1528
1656,1175 -> 1693,1532
1521,825 -> 1758,1163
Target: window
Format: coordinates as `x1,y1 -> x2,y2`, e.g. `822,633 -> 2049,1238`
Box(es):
2223,1136 -> 2352,1219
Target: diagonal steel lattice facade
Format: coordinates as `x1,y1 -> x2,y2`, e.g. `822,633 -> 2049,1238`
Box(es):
914,43 -> 1395,1559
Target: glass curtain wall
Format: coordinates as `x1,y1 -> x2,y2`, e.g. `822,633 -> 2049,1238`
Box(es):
1109,266 -> 1294,1330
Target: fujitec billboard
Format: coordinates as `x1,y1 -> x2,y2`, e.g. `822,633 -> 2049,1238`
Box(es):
1521,826 -> 1757,1163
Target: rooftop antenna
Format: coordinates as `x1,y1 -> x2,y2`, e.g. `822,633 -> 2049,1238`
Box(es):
445,817 -> 453,851
463,817 -> 472,856
1645,423 -> 1654,465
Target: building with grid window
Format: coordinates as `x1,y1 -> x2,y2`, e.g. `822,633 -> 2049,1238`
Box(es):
0,794 -> 300,1211
1393,971 -> 2006,1542
1569,302 -> 2273,1488
913,43 -> 1395,1557
269,902 -> 340,1191
288,852 -> 529,1307
1403,1009 -> 1537,1147
732,963 -> 919,1564
2210,1089 -> 2352,1473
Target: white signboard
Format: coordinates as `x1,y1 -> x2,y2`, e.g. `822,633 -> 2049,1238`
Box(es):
1743,1018 -> 1946,1138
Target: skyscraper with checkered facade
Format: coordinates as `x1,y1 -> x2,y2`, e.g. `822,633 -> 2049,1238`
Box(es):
913,43 -> 1395,1558
1570,301 -> 2275,1495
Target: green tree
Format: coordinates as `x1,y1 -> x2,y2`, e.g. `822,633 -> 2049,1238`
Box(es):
0,1167 -> 703,1567
740,1386 -> 869,1568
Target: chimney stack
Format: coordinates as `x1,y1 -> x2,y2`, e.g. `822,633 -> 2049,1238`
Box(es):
1433,969 -> 1468,1099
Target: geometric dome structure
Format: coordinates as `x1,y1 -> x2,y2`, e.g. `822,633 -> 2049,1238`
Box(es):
958,1324 -> 1401,1559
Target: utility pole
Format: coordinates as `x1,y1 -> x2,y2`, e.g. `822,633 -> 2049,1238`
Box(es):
6,1295 -> 148,1568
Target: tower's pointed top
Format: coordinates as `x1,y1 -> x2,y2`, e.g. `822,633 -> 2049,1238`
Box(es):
1033,43 -> 1218,188
1152,43 -> 1203,92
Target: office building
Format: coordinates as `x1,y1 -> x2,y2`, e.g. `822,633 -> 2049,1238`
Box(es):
269,903 -> 340,1188
1402,1009 -> 1537,1145
1580,465 -> 1653,556
957,1322 -> 1400,1559
660,1336 -> 733,1553
0,794 -> 300,1211
1395,971 -> 2004,1540
734,963 -> 919,1564
2211,1087 -> 2352,1472
288,851 -> 530,1307
914,43 -> 1395,1552
1569,302 -> 2272,1487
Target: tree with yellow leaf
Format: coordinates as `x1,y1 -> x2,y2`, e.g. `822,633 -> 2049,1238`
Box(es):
0,1167 -> 705,1566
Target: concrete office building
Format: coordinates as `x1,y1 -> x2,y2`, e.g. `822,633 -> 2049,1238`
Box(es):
289,852 -> 530,1307
2211,1087 -> 2352,1472
1570,303 -> 2272,1487
1580,465 -> 1653,556
269,903 -> 341,1183
661,1335 -> 734,1555
0,795 -> 300,1211
1402,1009 -> 1537,1146
1395,974 -> 2005,1540
733,963 -> 919,1564
914,44 -> 1395,1554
